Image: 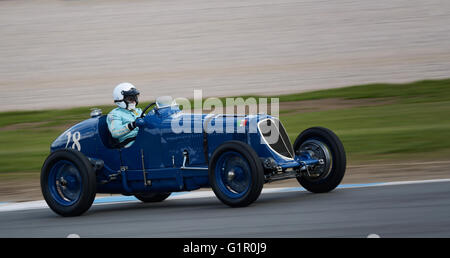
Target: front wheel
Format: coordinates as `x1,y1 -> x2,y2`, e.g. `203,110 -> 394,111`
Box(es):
294,127 -> 346,193
209,141 -> 264,207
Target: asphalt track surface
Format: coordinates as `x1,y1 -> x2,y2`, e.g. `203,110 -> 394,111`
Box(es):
1,0 -> 450,111
1,180 -> 449,238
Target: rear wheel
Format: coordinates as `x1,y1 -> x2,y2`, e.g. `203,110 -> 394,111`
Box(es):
41,149 -> 96,217
209,141 -> 264,207
294,127 -> 346,193
134,192 -> 171,203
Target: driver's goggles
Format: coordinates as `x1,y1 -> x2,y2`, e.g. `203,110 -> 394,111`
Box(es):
124,95 -> 138,102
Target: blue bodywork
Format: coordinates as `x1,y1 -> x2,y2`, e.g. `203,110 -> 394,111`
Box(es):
50,105 -> 319,195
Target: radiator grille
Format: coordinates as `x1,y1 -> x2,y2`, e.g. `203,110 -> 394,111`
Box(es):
258,118 -> 294,159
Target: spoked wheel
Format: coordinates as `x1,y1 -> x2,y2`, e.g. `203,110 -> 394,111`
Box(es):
41,149 -> 96,217
299,139 -> 333,180
294,127 -> 346,193
209,141 -> 264,207
134,192 -> 171,203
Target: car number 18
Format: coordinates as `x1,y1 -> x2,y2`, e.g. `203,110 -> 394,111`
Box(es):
65,131 -> 81,151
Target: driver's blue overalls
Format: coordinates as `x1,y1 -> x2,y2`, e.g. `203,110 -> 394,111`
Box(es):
107,107 -> 142,148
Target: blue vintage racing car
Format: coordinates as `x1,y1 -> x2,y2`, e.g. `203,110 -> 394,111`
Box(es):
41,98 -> 346,216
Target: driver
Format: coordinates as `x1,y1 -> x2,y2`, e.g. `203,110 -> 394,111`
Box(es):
107,82 -> 145,148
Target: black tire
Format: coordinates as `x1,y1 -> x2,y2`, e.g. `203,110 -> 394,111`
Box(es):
294,127 -> 346,193
41,149 -> 96,217
209,141 -> 264,207
134,192 -> 171,203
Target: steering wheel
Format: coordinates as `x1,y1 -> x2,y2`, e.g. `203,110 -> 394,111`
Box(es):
140,102 -> 157,118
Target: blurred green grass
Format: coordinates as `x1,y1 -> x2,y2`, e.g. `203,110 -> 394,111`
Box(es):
274,78 -> 450,103
281,100 -> 450,163
0,78 -> 449,177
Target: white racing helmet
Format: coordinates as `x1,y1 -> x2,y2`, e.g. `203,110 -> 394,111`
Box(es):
113,82 -> 140,110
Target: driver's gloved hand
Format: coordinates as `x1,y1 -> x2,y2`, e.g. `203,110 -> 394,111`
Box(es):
127,121 -> 137,131
135,118 -> 145,128
127,118 -> 145,131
